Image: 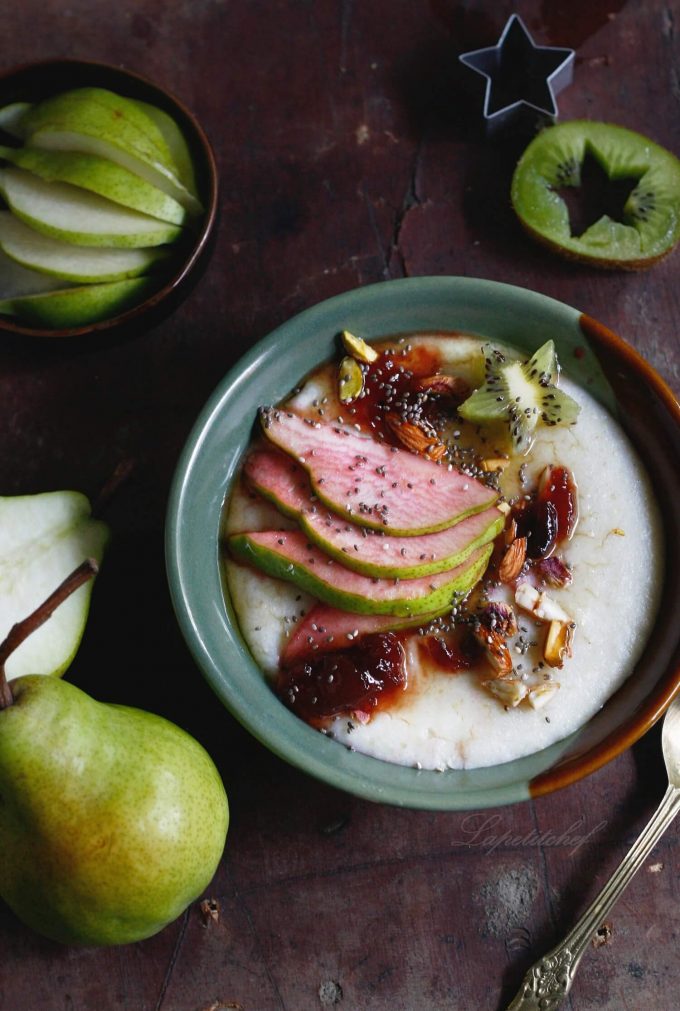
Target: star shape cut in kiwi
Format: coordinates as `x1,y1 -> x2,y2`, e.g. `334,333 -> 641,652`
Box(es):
459,14 -> 574,131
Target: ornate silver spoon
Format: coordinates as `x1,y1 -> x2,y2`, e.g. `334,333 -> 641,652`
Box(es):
505,693 -> 680,1010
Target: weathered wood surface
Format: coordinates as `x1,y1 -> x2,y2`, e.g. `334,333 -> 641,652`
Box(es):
0,2 -> 678,1009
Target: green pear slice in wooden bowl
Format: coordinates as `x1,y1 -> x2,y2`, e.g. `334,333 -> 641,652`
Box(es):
133,100 -> 199,198
0,102 -> 31,138
0,491 -> 109,680
0,247 -> 71,298
0,277 -> 154,328
0,212 -> 167,282
0,144 -> 187,225
0,167 -> 183,248
19,88 -> 203,215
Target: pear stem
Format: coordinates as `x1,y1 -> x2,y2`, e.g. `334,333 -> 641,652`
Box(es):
0,558 -> 98,711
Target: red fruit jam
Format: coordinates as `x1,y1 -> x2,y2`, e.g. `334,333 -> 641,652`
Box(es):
348,345 -> 442,439
277,632 -> 406,724
540,466 -> 579,541
425,630 -> 482,672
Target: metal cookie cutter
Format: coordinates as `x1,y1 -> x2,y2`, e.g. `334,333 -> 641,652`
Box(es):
459,14 -> 574,135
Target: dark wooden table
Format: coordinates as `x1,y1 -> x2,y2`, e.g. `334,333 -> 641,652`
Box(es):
1,2 -> 678,1009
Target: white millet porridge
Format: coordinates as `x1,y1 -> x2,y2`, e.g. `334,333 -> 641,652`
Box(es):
224,335 -> 663,770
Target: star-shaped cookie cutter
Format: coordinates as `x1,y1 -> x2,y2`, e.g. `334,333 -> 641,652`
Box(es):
459,14 -> 574,135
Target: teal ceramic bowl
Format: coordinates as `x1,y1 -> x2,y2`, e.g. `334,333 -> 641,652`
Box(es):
166,277 -> 680,809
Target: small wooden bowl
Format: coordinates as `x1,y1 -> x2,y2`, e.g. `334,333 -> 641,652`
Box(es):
0,58 -> 218,342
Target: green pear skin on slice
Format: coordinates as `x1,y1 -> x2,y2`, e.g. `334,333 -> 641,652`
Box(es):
244,448 -> 504,578
261,410 -> 498,535
0,491 -> 109,681
133,100 -> 199,198
20,88 -> 202,215
228,531 -> 492,616
0,212 -> 166,282
0,145 -> 188,225
0,102 -> 32,138
0,277 -> 154,328
0,167 -> 183,248
0,248 -> 72,299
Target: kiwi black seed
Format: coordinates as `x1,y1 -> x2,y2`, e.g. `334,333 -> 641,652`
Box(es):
511,120 -> 680,270
458,340 -> 580,455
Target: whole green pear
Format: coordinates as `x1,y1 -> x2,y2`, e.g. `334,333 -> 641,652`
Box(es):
0,561 -> 229,946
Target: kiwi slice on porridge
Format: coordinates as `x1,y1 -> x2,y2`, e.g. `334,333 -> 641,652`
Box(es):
511,120 -> 680,269
458,340 -> 580,455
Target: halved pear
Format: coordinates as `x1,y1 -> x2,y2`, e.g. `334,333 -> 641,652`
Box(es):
0,277 -> 153,328
0,248 -> 72,299
0,145 -> 187,225
0,102 -> 31,138
21,88 -> 202,216
133,100 -> 199,198
0,491 -> 108,680
0,167 -> 183,248
0,212 -> 166,282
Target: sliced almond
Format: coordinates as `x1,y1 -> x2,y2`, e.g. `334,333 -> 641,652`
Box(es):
483,678 -> 528,707
340,329 -> 378,363
481,457 -> 510,473
528,682 -> 560,709
385,412 -> 447,461
515,582 -> 572,624
504,517 -> 518,547
499,536 -> 527,583
544,620 -> 575,668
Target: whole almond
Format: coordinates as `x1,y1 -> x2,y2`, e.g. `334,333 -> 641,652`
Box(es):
499,536 -> 527,583
385,412 -> 447,461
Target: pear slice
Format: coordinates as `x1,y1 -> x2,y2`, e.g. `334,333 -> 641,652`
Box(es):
0,491 -> 109,681
282,602 -> 449,666
244,448 -> 504,578
0,167 -> 183,248
228,531 -> 492,616
0,102 -> 31,138
0,212 -> 166,282
0,145 -> 187,225
0,248 -> 72,299
0,277 -> 153,328
21,88 -> 203,216
261,410 -> 498,535
133,100 -> 199,198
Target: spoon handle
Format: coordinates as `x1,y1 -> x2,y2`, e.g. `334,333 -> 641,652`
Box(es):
505,785 -> 680,1011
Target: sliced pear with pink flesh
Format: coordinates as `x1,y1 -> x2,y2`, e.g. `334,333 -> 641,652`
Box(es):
0,213 -> 166,283
0,168 -> 183,248
0,491 -> 108,681
282,602 -> 448,666
0,277 -> 154,328
20,88 -> 202,216
0,145 -> 187,225
228,530 -> 492,616
244,448 -> 504,577
260,410 -> 498,535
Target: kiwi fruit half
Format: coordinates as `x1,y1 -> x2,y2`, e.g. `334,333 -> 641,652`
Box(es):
511,120 -> 680,269
458,340 -> 580,455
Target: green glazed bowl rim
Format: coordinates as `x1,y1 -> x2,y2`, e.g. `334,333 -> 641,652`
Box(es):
165,276 -> 680,810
